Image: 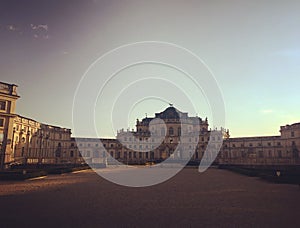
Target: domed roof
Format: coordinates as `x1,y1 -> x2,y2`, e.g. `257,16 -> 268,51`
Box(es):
155,105 -> 187,119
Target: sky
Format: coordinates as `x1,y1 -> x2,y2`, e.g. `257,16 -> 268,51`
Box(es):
1,0 -> 300,138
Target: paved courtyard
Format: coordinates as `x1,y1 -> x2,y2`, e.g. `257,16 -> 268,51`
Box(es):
0,167 -> 299,227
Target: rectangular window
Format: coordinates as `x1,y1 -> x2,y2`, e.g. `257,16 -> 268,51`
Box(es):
0,101 -> 6,111
291,131 -> 295,137
278,150 -> 282,158
0,118 -> 4,127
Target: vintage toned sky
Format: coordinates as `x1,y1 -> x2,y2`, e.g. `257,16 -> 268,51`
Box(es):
1,0 -> 300,137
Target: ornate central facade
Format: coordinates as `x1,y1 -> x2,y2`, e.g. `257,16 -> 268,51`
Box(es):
77,105 -> 216,165
113,106 -> 213,163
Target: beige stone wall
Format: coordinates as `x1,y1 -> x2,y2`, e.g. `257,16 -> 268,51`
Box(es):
219,123 -> 300,165
0,82 -> 19,167
12,116 -> 80,165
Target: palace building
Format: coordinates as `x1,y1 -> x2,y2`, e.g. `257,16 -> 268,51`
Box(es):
76,106 -> 223,165
0,81 -> 299,168
12,115 -> 82,165
0,82 -> 19,168
0,82 -> 83,168
219,123 -> 300,166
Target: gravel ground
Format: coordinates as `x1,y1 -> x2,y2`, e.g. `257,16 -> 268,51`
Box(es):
0,167 -> 299,228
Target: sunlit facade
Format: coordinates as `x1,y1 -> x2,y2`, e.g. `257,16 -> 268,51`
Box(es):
0,82 -> 19,168
1,81 -> 299,168
12,115 -> 82,165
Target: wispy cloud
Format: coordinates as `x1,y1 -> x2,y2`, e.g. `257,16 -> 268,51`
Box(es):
33,34 -> 50,39
261,109 -> 273,114
7,24 -> 18,31
4,24 -> 49,39
30,24 -> 48,31
30,24 -> 49,39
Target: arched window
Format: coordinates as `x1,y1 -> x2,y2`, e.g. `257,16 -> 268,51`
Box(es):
169,127 -> 174,136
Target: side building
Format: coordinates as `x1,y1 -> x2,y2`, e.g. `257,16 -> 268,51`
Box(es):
12,115 -> 83,165
0,82 -> 19,169
219,123 -> 300,166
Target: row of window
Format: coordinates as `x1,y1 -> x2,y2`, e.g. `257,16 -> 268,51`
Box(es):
82,150 -> 204,160
137,127 -> 208,136
224,142 -> 286,148
122,136 -> 211,142
223,150 -> 284,158
20,148 -> 75,158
